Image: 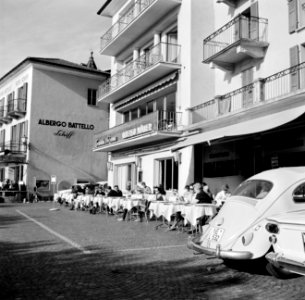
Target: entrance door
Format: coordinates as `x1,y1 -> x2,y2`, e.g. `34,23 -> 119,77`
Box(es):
242,68 -> 254,107
156,158 -> 178,190
115,163 -> 136,191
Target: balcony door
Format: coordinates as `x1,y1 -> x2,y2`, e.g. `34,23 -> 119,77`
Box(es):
242,68 -> 254,107
167,30 -> 178,63
237,2 -> 259,41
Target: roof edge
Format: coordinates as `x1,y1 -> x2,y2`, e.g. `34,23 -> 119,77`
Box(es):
0,57 -> 110,83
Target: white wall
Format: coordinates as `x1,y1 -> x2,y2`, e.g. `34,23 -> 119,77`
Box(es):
28,66 -> 109,191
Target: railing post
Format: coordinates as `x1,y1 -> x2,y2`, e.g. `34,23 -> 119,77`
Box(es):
253,78 -> 265,103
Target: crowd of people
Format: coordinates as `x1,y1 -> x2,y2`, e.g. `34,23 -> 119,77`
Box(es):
57,181 -> 231,232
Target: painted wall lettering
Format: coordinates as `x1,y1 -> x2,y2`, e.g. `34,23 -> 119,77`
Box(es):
54,130 -> 74,139
38,119 -> 94,130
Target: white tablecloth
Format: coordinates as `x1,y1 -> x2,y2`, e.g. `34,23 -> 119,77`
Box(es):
149,202 -> 217,226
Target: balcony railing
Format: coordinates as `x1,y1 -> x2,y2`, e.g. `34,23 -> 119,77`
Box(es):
7,99 -> 27,116
100,0 -> 155,52
203,15 -> 268,62
94,110 -> 182,149
0,140 -> 27,154
190,62 -> 305,124
98,42 -> 181,99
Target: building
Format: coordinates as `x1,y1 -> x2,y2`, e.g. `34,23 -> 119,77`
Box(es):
173,0 -> 305,194
0,55 -> 109,199
94,0 -> 214,192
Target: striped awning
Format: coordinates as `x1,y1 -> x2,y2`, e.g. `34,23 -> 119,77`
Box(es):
114,72 -> 178,110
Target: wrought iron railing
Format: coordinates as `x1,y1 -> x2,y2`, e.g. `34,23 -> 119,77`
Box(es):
100,0 -> 155,51
94,110 -> 182,148
7,98 -> 27,114
189,62 -> 305,124
98,42 -> 181,99
0,140 -> 27,153
203,15 -> 268,61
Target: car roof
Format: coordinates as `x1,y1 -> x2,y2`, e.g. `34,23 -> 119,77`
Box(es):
250,167 -> 305,186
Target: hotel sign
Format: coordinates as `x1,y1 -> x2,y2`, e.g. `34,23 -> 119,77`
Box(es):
122,123 -> 152,139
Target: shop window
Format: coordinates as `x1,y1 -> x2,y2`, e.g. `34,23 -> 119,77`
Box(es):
87,89 -> 97,106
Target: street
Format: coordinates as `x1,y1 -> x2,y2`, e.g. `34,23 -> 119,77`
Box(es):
1,202 -> 305,300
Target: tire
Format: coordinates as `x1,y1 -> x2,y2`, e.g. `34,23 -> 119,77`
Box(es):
266,262 -> 293,279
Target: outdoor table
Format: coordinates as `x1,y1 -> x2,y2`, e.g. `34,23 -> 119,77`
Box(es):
103,197 -> 125,212
149,201 -> 167,219
162,202 -> 185,223
181,203 -> 217,227
93,195 -> 103,207
122,198 -> 145,211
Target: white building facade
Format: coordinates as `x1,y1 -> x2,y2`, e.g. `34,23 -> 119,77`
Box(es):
94,0 -> 305,196
94,0 -> 215,193
0,57 -> 109,199
176,0 -> 305,194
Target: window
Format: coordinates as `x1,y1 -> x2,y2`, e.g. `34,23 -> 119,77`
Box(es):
156,158 -> 178,190
289,0 -> 305,33
87,89 -> 97,106
233,180 -> 273,200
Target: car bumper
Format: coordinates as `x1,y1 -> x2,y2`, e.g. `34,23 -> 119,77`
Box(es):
266,252 -> 305,276
187,236 -> 253,260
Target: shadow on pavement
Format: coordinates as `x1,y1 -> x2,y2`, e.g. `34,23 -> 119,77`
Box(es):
1,238 -> 302,300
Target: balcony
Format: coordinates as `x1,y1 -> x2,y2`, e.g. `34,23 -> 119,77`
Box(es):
216,0 -> 239,8
203,15 -> 269,71
189,62 -> 305,127
0,140 -> 27,164
93,110 -> 182,152
7,99 -> 27,119
0,106 -> 12,124
100,0 -> 181,56
98,42 -> 181,103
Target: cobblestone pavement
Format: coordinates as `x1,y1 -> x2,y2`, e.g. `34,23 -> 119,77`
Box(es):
1,202 -> 305,300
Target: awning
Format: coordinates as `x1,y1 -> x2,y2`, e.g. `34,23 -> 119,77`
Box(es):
114,72 -> 178,110
172,106 -> 305,151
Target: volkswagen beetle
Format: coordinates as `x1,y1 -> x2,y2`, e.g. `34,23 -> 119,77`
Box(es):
265,208 -> 305,278
188,167 -> 305,261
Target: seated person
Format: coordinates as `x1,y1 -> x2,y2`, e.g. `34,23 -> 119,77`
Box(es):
181,185 -> 194,203
214,184 -> 231,208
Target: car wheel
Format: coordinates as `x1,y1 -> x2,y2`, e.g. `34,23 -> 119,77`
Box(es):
266,263 -> 293,279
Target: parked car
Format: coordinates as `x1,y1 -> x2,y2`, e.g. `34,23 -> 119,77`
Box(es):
265,207 -> 305,278
188,167 -> 305,261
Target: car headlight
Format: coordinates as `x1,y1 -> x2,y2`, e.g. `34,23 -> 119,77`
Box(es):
242,232 -> 254,246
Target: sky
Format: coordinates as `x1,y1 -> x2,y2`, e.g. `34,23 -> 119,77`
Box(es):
0,0 -> 111,78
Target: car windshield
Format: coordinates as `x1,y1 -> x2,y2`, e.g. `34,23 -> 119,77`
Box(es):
232,180 -> 273,200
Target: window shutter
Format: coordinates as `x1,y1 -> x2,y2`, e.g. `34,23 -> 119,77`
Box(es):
250,2 -> 259,40
290,45 -> 300,91
288,0 -> 298,33
22,83 -> 28,100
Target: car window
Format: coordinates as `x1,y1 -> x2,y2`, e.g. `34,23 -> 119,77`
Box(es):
293,182 -> 305,203
233,180 -> 273,200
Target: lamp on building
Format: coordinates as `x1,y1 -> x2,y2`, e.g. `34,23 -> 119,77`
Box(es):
173,151 -> 182,164
107,161 -> 113,171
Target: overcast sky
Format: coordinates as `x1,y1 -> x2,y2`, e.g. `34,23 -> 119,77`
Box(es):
0,0 -> 111,78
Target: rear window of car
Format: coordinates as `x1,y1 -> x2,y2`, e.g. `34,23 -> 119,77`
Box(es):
233,180 -> 273,200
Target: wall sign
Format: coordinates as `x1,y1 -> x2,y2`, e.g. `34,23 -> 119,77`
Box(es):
38,119 -> 94,130
122,123 -> 152,139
